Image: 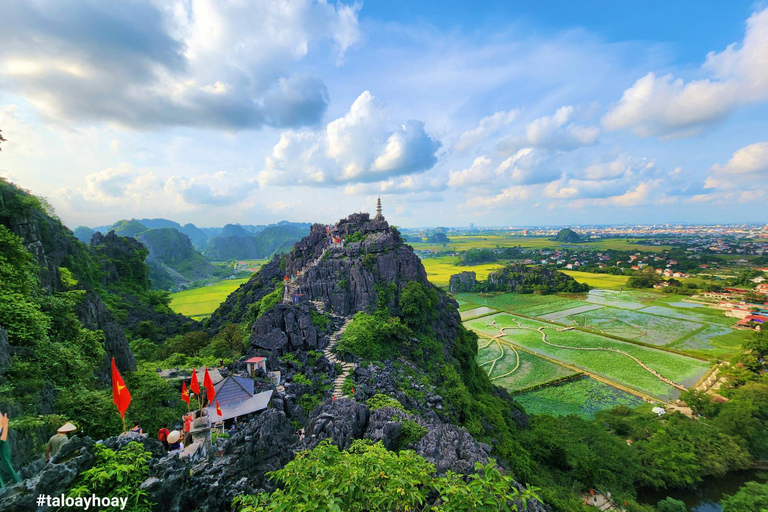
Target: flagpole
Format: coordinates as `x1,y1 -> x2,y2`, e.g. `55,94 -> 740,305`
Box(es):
122,415 -> 126,434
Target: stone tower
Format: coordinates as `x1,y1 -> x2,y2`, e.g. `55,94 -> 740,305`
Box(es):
375,196 -> 384,221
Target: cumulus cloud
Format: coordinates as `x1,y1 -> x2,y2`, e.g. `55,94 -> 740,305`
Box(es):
497,106 -> 599,153
57,164 -> 259,212
603,6 -> 768,137
259,91 -> 441,186
0,0 -> 360,129
453,109 -> 519,152
704,142 -> 768,190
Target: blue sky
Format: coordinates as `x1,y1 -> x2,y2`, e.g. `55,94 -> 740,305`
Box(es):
0,0 -> 766,228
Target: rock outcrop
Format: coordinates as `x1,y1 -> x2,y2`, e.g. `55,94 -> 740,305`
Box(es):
249,302 -> 321,354
415,424 -> 491,475
449,271 -> 477,293
75,291 -> 136,373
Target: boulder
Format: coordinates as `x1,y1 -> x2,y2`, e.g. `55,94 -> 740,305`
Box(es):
415,424 -> 491,475
303,399 -> 369,451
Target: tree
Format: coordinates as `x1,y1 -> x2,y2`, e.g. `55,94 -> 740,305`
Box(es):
0,129 -> 6,151
679,390 -> 717,417
657,497 -> 687,512
721,481 -> 768,512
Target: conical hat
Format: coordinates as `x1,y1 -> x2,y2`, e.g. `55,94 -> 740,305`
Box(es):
167,430 -> 181,443
58,422 -> 77,433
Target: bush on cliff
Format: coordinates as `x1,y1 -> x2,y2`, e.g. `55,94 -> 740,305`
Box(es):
336,311 -> 410,360
233,440 -> 538,512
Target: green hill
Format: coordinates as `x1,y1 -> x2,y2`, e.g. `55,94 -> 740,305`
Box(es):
203,224 -> 308,260
553,227 -> 582,242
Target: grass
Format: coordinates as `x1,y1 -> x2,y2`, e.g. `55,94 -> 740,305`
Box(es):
465,312 -> 711,400
477,336 -> 578,391
513,376 -> 645,419
420,256 -> 503,287
561,271 -> 629,289
169,278 -> 250,319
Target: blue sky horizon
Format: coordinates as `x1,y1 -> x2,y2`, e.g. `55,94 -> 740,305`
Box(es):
1,0 -> 767,229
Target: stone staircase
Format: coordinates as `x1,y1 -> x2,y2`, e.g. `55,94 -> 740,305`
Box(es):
283,247 -> 329,302
310,300 -> 326,314
322,317 -> 356,398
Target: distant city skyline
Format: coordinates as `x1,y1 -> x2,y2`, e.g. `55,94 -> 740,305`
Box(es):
1,1 -> 767,229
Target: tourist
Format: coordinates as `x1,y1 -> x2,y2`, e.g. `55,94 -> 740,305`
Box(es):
184,413 -> 193,444
130,421 -> 143,434
157,423 -> 170,451
0,412 -> 20,488
46,422 -> 76,463
167,430 -> 184,454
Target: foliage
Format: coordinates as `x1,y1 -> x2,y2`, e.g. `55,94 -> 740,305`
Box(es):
366,394 -> 404,411
157,331 -> 211,359
336,312 -> 410,360
309,310 -> 330,331
292,373 -> 312,386
627,269 -> 663,289
345,231 -> 366,243
656,497 -> 687,512
721,481 -> 768,512
457,248 -> 498,266
212,432 -> 231,443
396,420 -> 427,450
249,281 -> 285,319
399,281 -> 438,333
479,264 -> 589,294
68,442 -> 154,512
233,440 -> 537,512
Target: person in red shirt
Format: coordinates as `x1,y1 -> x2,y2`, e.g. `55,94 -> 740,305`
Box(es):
157,424 -> 170,451
183,414 -> 193,444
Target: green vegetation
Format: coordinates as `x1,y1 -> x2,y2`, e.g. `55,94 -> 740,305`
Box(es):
722,481 -> 768,512
458,293 -> 589,317
561,271 -> 629,289
466,313 -> 710,399
421,257 -> 502,287
553,228 -> 581,243
479,264 -> 589,294
169,278 -> 250,318
457,248 -> 498,265
68,441 -> 154,512
397,420 -> 428,450
366,393 -> 405,411
204,224 -> 308,261
336,312 -> 410,360
477,339 -> 578,392
513,377 -> 644,418
233,440 -> 538,512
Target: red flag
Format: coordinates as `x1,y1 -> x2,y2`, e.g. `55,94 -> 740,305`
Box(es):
216,401 -> 223,417
190,368 -> 200,395
203,368 -> 215,404
181,382 -> 190,404
111,358 -> 131,418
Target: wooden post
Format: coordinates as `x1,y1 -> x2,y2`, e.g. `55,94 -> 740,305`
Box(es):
121,415 -> 126,434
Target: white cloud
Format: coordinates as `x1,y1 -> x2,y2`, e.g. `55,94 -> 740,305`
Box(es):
453,109 -> 519,152
704,142 -> 768,190
0,0 -> 360,129
603,7 -> 768,137
259,91 -> 441,186
523,106 -> 599,151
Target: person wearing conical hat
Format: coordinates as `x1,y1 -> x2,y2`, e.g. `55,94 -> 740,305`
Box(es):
45,422 -> 76,463
166,430 -> 184,454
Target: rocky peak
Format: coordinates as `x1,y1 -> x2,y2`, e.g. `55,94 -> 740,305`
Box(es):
282,212 -> 424,317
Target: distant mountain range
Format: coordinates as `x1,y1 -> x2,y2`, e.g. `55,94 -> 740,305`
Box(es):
74,218 -> 310,290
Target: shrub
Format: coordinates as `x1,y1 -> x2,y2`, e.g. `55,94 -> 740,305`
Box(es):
366,394 -> 404,411
233,440 -> 538,512
68,442 -> 154,512
397,420 -> 427,450
336,312 -> 410,360
293,373 -> 312,386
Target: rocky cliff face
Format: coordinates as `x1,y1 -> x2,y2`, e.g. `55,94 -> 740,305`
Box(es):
449,271 -> 477,293
0,186 -> 136,372
283,214 -> 427,317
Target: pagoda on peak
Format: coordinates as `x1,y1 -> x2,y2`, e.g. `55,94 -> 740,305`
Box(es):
375,197 -> 384,221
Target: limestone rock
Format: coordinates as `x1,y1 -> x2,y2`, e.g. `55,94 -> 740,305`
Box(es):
449,271 -> 477,293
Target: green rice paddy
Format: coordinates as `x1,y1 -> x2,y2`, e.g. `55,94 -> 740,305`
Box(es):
169,278 -> 250,319
514,376 -> 645,419
465,312 -> 711,400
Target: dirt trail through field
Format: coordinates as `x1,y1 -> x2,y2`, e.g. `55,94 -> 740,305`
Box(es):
495,320 -> 687,391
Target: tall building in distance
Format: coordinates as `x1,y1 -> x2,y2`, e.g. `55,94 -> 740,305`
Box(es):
469,223 -> 475,230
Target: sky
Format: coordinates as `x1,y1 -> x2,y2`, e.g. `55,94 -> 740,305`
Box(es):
1,1 -> 767,229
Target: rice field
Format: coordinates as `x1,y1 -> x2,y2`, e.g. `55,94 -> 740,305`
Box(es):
456,292 -> 589,317
407,236 -> 671,253
420,256 -> 502,286
465,312 -> 711,400
514,376 -> 645,419
169,278 -> 250,319
477,335 -> 578,391
560,271 -> 629,289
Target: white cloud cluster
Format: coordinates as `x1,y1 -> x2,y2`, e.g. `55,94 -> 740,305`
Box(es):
603,7 -> 768,137
0,0 -> 360,129
703,142 -> 768,193
259,91 -> 441,187
58,164 -> 259,212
